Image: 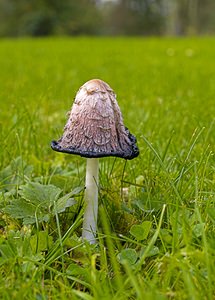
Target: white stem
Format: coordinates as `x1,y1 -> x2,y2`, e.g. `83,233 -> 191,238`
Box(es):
82,158 -> 99,244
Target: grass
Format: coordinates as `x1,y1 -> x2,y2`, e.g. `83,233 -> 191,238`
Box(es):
0,36 -> 215,299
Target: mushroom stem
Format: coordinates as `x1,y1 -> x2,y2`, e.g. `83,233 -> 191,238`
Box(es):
82,158 -> 99,244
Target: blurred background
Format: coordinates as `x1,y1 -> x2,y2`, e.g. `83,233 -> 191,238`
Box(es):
0,0 -> 215,37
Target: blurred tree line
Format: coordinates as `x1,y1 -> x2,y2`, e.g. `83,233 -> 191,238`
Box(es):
0,0 -> 215,37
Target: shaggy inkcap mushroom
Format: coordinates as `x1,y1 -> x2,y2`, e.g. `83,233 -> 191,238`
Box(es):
51,79 -> 139,244
51,79 -> 139,159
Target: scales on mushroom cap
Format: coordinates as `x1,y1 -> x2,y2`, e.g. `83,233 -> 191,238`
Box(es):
51,79 -> 139,159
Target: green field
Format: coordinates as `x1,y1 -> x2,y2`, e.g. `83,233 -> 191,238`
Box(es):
0,37 -> 215,299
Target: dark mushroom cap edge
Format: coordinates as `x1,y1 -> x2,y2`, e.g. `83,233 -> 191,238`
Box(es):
51,130 -> 139,160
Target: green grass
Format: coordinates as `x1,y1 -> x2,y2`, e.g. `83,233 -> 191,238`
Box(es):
0,37 -> 215,299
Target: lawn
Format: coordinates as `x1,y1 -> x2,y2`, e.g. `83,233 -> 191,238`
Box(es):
0,37 -> 215,299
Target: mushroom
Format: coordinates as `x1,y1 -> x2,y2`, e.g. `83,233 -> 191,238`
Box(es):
51,79 -> 139,244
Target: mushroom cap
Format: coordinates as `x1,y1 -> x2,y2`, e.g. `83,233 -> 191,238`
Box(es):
51,79 -> 139,160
